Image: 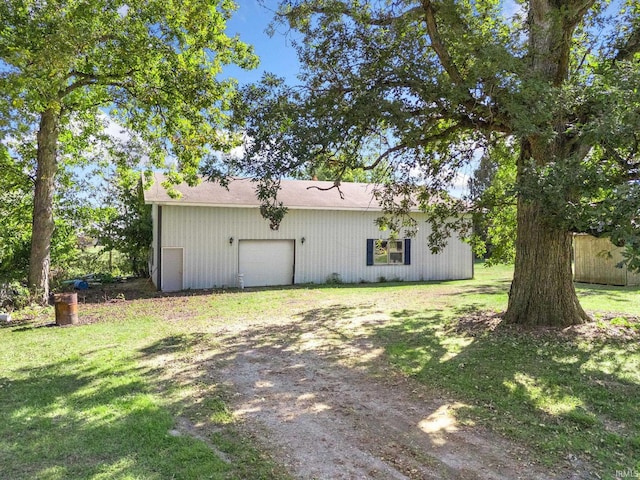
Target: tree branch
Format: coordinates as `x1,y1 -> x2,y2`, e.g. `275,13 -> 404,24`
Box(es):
567,0 -> 596,25
364,143 -> 408,171
60,70 -> 137,98
293,1 -> 509,136
616,27 -> 640,62
282,2 -> 423,27
420,0 -> 464,85
417,1 -> 511,132
306,181 -> 345,198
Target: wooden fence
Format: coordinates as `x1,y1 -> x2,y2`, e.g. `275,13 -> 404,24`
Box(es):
574,235 -> 640,286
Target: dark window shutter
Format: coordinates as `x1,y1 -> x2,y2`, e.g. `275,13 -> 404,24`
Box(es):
404,238 -> 411,265
366,239 -> 374,266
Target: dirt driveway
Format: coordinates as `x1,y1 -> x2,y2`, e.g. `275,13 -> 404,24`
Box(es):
201,311 -> 587,480
76,280 -> 597,479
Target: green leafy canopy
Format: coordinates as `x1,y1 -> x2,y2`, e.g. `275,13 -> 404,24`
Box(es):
219,0 -> 639,268
0,0 -> 258,180
0,0 -> 258,298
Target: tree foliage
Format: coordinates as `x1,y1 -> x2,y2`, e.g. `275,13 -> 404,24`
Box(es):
0,0 -> 257,302
93,169 -> 153,278
0,141 -> 84,283
0,146 -> 32,281
217,0 -> 640,326
468,139 -> 516,264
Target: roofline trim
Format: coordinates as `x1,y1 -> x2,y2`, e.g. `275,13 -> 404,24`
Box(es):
145,200 -> 392,212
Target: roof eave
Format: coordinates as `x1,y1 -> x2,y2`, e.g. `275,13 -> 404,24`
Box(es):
145,200 -> 392,212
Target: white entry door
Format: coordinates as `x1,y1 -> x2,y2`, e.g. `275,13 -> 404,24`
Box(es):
162,247 -> 184,292
239,240 -> 294,287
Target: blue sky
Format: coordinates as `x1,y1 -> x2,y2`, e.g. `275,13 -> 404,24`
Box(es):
223,0 -> 625,87
221,0 -> 528,87
224,1 -> 301,85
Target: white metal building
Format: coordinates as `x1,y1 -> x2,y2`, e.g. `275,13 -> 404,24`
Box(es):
144,175 -> 473,291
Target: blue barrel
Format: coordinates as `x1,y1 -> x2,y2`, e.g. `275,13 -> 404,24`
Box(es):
73,280 -> 89,290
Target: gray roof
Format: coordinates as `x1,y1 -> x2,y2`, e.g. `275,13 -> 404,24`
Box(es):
143,173 -> 387,211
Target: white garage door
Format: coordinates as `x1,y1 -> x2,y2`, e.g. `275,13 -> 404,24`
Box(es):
239,240 -> 295,287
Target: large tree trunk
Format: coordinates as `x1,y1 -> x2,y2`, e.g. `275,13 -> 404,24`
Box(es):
28,109 -> 59,304
505,196 -> 590,326
505,135 -> 590,326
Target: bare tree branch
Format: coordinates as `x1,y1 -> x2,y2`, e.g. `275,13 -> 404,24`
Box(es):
364,143 -> 408,171
306,180 -> 345,198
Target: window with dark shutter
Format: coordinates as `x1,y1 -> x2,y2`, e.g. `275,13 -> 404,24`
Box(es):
404,239 -> 411,265
366,238 -> 409,265
366,239 -> 374,265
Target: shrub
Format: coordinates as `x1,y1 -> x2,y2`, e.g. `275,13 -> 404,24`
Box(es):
0,282 -> 31,311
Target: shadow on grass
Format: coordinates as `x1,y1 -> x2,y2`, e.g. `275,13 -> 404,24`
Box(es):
0,345 -> 246,479
132,306 -> 527,479
139,333 -> 207,355
69,276 -> 484,306
5,286 -> 639,479
576,282 -> 640,304
373,306 -> 640,474
134,304 -> 606,478
72,278 -> 222,305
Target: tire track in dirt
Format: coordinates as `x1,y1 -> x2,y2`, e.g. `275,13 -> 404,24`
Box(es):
216,323 -> 571,480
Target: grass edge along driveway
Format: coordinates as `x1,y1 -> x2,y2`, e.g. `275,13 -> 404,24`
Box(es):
1,263 -> 639,479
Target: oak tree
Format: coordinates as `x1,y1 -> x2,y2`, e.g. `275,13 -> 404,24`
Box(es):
228,0 -> 639,326
0,0 -> 257,302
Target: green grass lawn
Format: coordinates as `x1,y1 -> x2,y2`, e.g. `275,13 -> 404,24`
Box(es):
1,265 -> 639,479
0,309 -> 289,479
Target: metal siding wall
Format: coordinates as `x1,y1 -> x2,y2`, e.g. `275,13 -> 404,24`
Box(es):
159,205 -> 473,289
